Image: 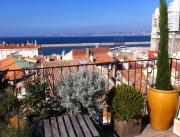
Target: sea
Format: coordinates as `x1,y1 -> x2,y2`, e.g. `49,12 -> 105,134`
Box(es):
0,36 -> 151,55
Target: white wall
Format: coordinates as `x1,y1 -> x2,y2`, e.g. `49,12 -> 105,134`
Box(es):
168,0 -> 180,32
151,0 -> 180,51
62,51 -> 73,60
0,48 -> 39,60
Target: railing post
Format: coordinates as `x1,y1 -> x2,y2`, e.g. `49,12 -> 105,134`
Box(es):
52,67 -> 55,94
134,61 -> 136,88
107,63 -> 110,90
140,61 -> 143,91
128,62 -> 130,85
114,62 -> 117,87
170,58 -> 173,76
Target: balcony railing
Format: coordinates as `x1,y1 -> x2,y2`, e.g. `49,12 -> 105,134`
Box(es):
2,58 -> 180,96
1,58 -> 180,132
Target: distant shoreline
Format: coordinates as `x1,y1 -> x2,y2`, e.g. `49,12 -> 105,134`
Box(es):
0,36 -> 151,46
0,35 -> 151,38
41,41 -> 150,47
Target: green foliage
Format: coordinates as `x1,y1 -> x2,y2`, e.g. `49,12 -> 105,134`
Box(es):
56,68 -> 108,120
106,87 -> 115,111
25,76 -> 63,121
0,126 -> 32,137
155,0 -> 172,90
112,84 -> 144,123
0,90 -> 17,114
177,117 -> 180,121
0,89 -> 17,125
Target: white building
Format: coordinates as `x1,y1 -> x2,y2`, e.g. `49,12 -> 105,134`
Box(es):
151,0 -> 180,57
0,44 -> 39,60
168,0 -> 180,32
151,7 -> 160,51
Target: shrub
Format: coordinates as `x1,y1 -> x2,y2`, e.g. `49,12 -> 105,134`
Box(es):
112,84 -> 144,123
0,89 -> 17,125
56,68 -> 108,120
25,76 -> 63,121
0,126 -> 32,137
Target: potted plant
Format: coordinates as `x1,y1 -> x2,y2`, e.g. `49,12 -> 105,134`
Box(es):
147,0 -> 179,130
111,84 -> 144,137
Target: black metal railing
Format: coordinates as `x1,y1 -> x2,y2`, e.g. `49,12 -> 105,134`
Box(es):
2,58 -> 180,96
1,58 -> 180,125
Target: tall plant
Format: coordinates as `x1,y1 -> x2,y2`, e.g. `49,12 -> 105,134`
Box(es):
155,0 -> 172,90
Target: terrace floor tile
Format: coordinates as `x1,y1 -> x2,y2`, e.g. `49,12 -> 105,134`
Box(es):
136,125 -> 178,137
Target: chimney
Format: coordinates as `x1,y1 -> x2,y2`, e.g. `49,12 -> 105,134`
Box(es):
89,51 -> 94,62
86,48 -> 89,58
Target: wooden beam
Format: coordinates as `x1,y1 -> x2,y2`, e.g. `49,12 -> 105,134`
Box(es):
44,119 -> 52,137
57,116 -> 68,137
77,115 -> 92,137
64,115 -> 76,137
71,116 -> 84,137
51,117 -> 61,137
83,115 -> 100,137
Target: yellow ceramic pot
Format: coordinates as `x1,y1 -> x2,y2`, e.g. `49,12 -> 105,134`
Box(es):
147,87 -> 179,130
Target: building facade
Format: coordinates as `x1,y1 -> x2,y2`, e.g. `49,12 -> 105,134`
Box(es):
0,44 -> 39,60
151,0 -> 180,57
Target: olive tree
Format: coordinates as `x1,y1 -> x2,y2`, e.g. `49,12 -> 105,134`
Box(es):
56,68 -> 108,120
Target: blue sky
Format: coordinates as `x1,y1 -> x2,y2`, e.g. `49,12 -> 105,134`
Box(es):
0,0 -> 172,37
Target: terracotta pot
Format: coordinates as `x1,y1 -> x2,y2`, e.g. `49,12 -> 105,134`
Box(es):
114,120 -> 141,137
147,87 -> 179,130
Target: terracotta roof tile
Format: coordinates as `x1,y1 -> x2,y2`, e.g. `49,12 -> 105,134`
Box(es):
148,51 -> 158,59
42,60 -> 114,93
72,47 -> 109,58
129,62 -> 143,69
120,69 -> 152,93
90,47 -> 109,54
93,54 -> 113,63
126,55 -> 136,61
0,57 -> 23,79
0,56 -> 34,80
42,60 -> 81,87
73,56 -> 88,60
71,48 -> 112,63
73,49 -> 86,57
113,55 -> 135,61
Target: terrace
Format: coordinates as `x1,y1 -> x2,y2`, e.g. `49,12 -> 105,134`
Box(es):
0,58 -> 180,137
